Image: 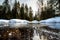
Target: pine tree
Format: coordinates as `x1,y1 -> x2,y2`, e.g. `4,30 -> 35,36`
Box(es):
12,0 -> 17,19
24,4 -> 29,20
58,0 -> 60,9
39,0 -> 55,20
0,5 -> 3,19
57,0 -> 60,16
37,9 -> 40,21
2,0 -> 11,19
34,13 -> 37,20
40,6 -> 55,20
16,1 -> 20,19
29,7 -> 33,21
20,3 -> 24,19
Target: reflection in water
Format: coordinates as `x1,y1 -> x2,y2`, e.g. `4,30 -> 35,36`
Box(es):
41,23 -> 60,29
0,23 -> 60,40
40,23 -> 60,40
33,26 -> 40,40
0,24 -> 41,40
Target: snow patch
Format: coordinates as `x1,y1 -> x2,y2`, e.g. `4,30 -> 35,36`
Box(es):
9,19 -> 29,27
0,19 -> 9,27
32,20 -> 39,23
40,17 -> 60,29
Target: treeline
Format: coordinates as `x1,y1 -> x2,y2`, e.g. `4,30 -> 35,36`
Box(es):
38,0 -> 60,20
0,0 -> 38,21
0,0 -> 60,21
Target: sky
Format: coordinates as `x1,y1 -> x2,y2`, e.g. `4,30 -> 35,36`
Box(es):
0,0 -> 38,15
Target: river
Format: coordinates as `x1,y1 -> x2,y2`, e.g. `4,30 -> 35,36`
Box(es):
0,23 -> 60,40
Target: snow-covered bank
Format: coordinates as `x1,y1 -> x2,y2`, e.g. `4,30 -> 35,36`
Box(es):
9,19 -> 29,27
9,19 -> 29,23
40,17 -> 60,29
29,20 -> 39,24
40,17 -> 60,23
0,19 -> 40,27
0,19 -> 9,27
0,17 -> 60,28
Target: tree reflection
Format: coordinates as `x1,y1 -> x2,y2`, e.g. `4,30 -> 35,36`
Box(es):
0,27 -> 33,40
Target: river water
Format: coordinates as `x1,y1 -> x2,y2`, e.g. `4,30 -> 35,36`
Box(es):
41,22 -> 60,29
0,24 -> 41,40
0,23 -> 60,40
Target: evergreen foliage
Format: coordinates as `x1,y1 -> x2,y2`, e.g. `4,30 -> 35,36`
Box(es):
0,0 -> 60,21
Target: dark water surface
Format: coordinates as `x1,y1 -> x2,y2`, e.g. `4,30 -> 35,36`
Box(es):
0,27 -> 34,40
0,24 -> 41,40
0,23 -> 60,40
